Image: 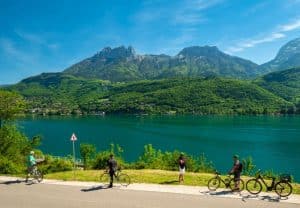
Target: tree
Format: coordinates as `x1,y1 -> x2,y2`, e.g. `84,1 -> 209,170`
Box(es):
80,143 -> 96,170
0,125 -> 41,174
0,90 -> 26,128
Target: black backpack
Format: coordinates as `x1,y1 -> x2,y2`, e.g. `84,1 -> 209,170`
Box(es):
238,163 -> 243,172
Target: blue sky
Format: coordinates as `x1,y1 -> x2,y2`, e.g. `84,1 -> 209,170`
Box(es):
1,0 -> 300,84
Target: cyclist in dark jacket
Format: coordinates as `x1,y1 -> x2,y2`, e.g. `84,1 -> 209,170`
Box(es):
107,154 -> 117,188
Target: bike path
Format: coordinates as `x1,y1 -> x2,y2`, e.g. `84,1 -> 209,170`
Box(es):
0,176 -> 299,206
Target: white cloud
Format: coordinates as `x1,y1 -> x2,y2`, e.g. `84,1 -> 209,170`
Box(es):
226,33 -> 286,54
14,30 -> 59,50
187,0 -> 224,10
227,17 -> 300,54
0,38 -> 37,66
134,0 -> 223,25
15,30 -> 44,45
280,19 -> 300,32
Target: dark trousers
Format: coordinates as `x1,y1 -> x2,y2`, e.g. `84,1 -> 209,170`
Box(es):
234,172 -> 241,181
109,170 -> 115,186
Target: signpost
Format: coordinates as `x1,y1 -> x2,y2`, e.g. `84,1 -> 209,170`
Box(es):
70,133 -> 77,179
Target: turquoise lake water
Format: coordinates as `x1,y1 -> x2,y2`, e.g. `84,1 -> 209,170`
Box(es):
18,115 -> 300,181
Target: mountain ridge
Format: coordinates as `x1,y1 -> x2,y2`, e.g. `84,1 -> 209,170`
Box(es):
7,73 -> 295,115
259,38 -> 300,73
63,45 -> 259,81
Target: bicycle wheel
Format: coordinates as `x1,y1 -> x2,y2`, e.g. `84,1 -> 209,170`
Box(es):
275,182 -> 293,197
207,177 -> 220,191
118,173 -> 131,186
100,173 -> 111,185
229,178 -> 244,191
35,170 -> 43,183
246,179 -> 262,195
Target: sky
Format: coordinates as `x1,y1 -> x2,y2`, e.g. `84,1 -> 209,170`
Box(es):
1,0 -> 300,84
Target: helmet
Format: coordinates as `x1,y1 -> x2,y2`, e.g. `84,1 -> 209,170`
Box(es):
233,154 -> 239,159
30,151 -> 34,155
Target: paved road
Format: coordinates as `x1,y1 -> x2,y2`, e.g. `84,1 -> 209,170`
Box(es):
0,180 -> 298,208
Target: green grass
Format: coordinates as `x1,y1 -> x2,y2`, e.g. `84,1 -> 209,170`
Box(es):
45,169 -> 300,195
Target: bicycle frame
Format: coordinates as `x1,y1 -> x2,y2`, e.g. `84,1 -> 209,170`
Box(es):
214,174 -> 232,188
255,174 -> 276,191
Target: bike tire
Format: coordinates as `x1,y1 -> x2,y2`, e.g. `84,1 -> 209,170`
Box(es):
229,178 -> 244,191
246,179 -> 262,195
100,173 -> 111,185
35,170 -> 43,183
275,181 -> 293,197
118,173 -> 131,186
207,177 -> 220,191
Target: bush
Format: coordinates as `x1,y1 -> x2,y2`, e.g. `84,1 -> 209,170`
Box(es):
242,156 -> 256,176
39,155 -> 73,174
92,143 -> 126,169
196,153 -> 215,173
0,125 -> 41,175
80,143 -> 96,170
92,151 -> 111,169
0,156 -> 24,174
135,144 -> 209,172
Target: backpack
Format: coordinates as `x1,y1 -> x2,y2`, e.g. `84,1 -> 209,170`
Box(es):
238,163 -> 243,172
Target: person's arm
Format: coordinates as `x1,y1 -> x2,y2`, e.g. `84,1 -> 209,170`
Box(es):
229,163 -> 235,174
230,162 -> 239,174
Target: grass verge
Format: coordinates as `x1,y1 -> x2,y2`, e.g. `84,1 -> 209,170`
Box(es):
45,169 -> 300,195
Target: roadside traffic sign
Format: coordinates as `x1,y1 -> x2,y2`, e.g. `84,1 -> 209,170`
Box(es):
70,133 -> 77,141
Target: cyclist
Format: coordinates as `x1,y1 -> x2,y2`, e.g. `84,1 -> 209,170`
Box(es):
107,154 -> 117,188
178,153 -> 186,183
229,154 -> 242,191
26,151 -> 36,182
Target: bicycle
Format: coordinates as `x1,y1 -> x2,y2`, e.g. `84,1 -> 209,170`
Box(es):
207,170 -> 245,191
246,169 -> 293,197
100,169 -> 131,187
26,165 -> 43,183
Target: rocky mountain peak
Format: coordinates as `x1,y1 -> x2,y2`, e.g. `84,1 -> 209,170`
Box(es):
178,46 -> 221,57
96,46 -> 136,59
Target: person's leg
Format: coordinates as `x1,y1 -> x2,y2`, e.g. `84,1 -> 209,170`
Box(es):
109,171 -> 114,187
182,168 -> 185,183
26,167 -> 32,182
179,167 -> 183,183
234,173 -> 240,191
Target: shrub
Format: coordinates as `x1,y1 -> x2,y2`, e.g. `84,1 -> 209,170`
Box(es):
196,153 -> 215,173
39,155 -> 73,174
92,143 -> 126,169
0,156 -> 24,174
242,156 -> 256,176
80,143 -> 96,170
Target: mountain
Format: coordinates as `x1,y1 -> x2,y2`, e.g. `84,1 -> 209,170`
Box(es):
259,38 -> 300,73
100,77 -> 290,114
6,73 -> 293,115
8,73 -> 113,115
63,46 -> 259,81
255,67 -> 300,104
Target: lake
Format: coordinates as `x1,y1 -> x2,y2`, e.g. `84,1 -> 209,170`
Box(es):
18,115 -> 300,181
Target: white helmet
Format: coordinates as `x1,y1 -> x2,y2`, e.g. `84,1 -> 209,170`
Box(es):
30,151 -> 34,155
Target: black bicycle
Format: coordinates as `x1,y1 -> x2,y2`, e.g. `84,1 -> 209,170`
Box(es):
100,169 -> 131,187
207,170 -> 245,191
246,170 -> 293,197
26,165 -> 43,183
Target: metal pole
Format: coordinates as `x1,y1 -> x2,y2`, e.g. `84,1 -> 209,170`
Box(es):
73,140 -> 75,179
